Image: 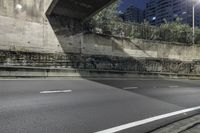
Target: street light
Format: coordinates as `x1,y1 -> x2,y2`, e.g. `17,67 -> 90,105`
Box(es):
15,4 -> 22,10
192,0 -> 200,44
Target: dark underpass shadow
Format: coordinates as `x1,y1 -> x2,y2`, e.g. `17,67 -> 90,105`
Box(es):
46,3 -> 149,76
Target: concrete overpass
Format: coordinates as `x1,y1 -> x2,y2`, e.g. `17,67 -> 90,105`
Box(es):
46,0 -> 117,20
0,0 -> 117,54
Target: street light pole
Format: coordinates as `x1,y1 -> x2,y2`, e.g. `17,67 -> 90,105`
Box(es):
193,3 -> 195,44
192,0 -> 200,44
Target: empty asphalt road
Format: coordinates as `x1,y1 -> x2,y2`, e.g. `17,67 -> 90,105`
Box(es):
0,78 -> 200,133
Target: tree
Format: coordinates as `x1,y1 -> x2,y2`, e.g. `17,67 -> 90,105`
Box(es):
90,0 -> 122,34
159,18 -> 193,43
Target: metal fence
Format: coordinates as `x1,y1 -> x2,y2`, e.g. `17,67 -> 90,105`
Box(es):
84,22 -> 200,45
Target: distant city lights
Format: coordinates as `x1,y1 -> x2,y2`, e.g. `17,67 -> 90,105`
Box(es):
182,12 -> 187,15
152,17 -> 156,20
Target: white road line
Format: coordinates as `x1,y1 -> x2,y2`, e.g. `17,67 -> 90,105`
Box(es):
123,87 -> 138,90
169,85 -> 179,88
95,106 -> 200,133
0,78 -> 85,81
40,90 -> 72,94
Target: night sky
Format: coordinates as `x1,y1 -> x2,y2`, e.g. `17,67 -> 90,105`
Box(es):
119,0 -> 148,11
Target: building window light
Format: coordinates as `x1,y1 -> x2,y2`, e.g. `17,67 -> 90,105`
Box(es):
152,17 -> 156,20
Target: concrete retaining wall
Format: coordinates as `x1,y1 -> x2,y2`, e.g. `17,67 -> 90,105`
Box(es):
82,34 -> 200,61
0,50 -> 199,75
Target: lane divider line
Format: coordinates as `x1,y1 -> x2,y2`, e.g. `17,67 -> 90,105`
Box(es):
169,86 -> 179,88
95,106 -> 200,133
123,87 -> 138,90
40,90 -> 72,94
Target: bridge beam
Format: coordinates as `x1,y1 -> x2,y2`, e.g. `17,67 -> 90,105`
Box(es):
47,0 -> 117,21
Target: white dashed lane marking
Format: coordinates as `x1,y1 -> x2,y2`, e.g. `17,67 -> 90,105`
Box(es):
40,90 -> 72,94
169,86 -> 179,88
123,87 -> 139,90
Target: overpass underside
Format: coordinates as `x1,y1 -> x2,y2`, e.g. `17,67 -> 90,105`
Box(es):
47,0 -> 116,20
45,0 -> 117,53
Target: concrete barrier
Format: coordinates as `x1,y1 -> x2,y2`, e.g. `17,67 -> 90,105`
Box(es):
0,65 -> 200,79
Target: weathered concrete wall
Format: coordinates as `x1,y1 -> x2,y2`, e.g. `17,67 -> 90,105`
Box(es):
0,49 -> 197,75
82,34 -> 200,61
0,0 -> 82,53
134,39 -> 200,61
82,34 -> 157,58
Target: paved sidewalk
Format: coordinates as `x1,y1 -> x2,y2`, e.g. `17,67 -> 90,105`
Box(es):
182,124 -> 200,133
151,115 -> 200,133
